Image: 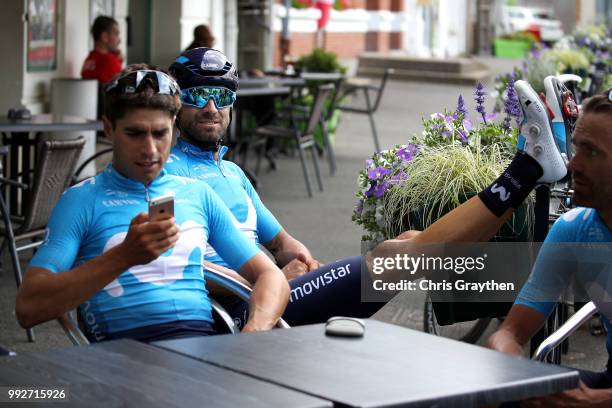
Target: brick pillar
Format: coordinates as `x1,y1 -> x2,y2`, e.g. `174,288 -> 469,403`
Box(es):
390,0 -> 403,11
366,32 -> 391,52
390,32 -> 402,49
366,0 -> 392,11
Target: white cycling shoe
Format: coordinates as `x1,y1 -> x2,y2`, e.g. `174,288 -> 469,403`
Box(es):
515,80 -> 568,184
543,75 -> 580,160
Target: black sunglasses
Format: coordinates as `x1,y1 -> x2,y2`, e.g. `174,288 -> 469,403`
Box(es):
105,70 -> 180,96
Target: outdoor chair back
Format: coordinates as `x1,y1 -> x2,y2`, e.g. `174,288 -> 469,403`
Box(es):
305,83 -> 334,136
0,136 -> 85,342
251,83 -> 334,197
18,137 -> 86,232
532,301 -> 597,363
318,77 -> 344,175
338,68 -> 394,152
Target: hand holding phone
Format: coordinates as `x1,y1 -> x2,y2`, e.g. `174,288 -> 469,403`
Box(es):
148,195 -> 174,221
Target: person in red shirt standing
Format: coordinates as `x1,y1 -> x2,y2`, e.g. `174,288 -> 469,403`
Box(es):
81,16 -> 123,85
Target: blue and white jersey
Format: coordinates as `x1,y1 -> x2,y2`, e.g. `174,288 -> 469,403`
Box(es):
29,165 -> 260,338
165,138 -> 282,268
515,207 -> 612,356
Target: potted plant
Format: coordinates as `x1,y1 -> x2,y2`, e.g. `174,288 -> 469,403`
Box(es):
353,82 -> 533,329
353,81 -> 533,243
494,31 -> 537,59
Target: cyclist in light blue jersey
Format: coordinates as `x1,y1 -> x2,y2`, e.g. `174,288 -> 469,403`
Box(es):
15,64 -> 289,343
488,89 -> 612,407
166,48 -> 368,326
165,48 -> 571,329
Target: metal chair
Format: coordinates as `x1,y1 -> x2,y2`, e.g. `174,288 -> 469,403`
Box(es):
291,73 -> 344,176
532,301 -> 597,362
317,77 -> 344,176
337,68 -> 394,153
71,146 -> 113,184
0,137 -> 86,342
58,264 -> 290,346
251,83 -> 334,197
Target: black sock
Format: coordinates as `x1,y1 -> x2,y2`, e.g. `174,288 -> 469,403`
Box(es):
478,151 -> 543,217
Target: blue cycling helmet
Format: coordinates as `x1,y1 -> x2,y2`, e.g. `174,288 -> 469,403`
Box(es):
169,47 -> 238,92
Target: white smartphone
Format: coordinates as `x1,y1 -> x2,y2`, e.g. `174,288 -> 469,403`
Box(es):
148,195 -> 174,221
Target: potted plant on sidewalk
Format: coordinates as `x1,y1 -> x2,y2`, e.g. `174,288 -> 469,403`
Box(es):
353,81 -> 533,244
494,31 -> 537,59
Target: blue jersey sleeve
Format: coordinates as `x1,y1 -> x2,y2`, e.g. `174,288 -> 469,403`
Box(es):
201,185 -> 261,271
28,184 -> 93,273
240,170 -> 282,244
514,210 -> 580,316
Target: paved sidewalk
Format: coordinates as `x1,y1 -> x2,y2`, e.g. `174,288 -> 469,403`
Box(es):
0,57 -> 607,373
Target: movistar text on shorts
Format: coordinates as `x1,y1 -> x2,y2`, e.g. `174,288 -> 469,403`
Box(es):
290,263 -> 352,302
371,254 -> 487,275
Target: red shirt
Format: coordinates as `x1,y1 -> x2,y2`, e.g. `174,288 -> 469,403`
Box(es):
81,50 -> 123,84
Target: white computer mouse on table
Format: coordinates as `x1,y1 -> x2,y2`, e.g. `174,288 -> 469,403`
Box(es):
325,317 -> 365,337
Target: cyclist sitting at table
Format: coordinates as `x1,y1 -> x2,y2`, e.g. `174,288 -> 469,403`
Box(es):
15,64 -> 290,343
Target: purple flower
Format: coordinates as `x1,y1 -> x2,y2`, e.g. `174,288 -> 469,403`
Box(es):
367,166 -> 390,180
443,115 -> 455,132
456,95 -> 467,117
462,117 -> 473,131
457,128 -> 468,144
396,145 -> 417,162
474,82 -> 488,123
503,76 -> 521,128
372,181 -> 390,198
365,184 -> 376,197
598,50 -> 610,60
389,171 -> 408,185
484,112 -> 497,122
521,61 -> 529,76
365,159 -> 374,168
354,200 -> 364,216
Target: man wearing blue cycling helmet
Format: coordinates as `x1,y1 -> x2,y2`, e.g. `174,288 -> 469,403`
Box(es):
165,48 -> 571,329
167,48 -> 369,326
15,63 -> 289,342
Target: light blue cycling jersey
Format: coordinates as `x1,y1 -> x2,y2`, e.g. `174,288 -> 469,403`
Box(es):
165,138 -> 282,268
515,207 -> 612,356
29,165 -> 260,339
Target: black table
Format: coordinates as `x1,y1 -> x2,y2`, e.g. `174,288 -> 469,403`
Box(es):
300,72 -> 344,82
154,319 -> 579,408
237,86 -> 291,98
0,114 -> 103,214
0,114 -> 102,133
240,77 -> 305,88
0,339 -> 331,408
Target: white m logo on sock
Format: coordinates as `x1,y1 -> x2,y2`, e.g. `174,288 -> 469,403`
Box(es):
491,184 -> 511,202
